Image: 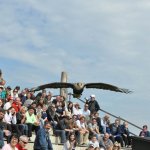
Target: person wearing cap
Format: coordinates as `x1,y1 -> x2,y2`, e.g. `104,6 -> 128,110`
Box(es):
88,95 -> 100,114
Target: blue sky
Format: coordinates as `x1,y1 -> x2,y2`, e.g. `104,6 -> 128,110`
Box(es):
0,0 -> 150,134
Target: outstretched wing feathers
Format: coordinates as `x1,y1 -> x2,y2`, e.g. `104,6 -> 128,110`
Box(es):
85,83 -> 131,93
32,82 -> 74,91
31,82 -> 131,94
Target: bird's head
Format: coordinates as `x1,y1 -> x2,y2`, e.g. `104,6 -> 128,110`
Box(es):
74,82 -> 85,90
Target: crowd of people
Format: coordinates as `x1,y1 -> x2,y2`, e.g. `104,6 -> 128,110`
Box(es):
0,69 -> 150,150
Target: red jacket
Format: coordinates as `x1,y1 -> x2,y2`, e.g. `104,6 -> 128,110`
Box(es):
16,144 -> 27,150
12,102 -> 21,112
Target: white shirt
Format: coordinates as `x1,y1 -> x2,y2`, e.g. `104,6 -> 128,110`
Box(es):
4,112 -> 17,124
88,140 -> 99,148
73,107 -> 82,116
82,109 -> 90,117
3,102 -> 11,110
76,120 -> 86,129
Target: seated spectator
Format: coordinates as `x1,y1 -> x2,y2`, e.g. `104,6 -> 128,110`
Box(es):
36,104 -> 43,116
46,92 -> 53,106
2,133 -> 19,150
16,135 -> 29,150
63,133 -> 76,150
99,133 -> 113,150
12,97 -> 22,113
12,89 -> 19,99
88,135 -> 99,148
4,107 -> 23,137
55,101 -> 66,120
41,105 -> 48,122
94,112 -> 103,134
46,104 -> 59,132
139,125 -> 150,137
120,121 -> 131,147
76,116 -> 89,145
19,90 -> 27,105
112,141 -> 121,150
0,86 -> 6,100
101,115 -> 110,134
73,103 -> 82,118
67,101 -> 73,114
82,103 -> 91,122
55,112 -> 74,143
5,86 -> 12,99
23,93 -> 33,108
16,106 -> 28,136
88,118 -> 101,141
3,96 -> 14,110
109,119 -> 124,147
25,106 -> 40,139
0,108 -> 11,148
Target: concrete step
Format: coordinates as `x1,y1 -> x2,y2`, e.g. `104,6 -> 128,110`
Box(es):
24,133 -> 132,150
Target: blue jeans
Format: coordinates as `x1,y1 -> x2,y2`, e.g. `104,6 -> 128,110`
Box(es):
55,130 -> 66,143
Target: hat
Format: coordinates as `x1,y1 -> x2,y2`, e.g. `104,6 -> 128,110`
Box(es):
90,94 -> 95,98
89,144 -> 94,148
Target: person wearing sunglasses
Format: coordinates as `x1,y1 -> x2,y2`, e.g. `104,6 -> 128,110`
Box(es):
16,135 -> 29,150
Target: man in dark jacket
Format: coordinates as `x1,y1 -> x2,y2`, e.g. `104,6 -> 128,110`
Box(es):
88,94 -> 100,114
34,121 -> 53,150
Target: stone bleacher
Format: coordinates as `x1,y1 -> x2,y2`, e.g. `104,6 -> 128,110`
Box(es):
24,132 -> 132,150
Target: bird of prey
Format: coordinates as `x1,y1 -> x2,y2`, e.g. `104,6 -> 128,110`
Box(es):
30,82 -> 132,98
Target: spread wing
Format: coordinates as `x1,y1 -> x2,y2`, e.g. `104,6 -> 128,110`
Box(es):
30,82 -> 74,92
84,83 -> 132,93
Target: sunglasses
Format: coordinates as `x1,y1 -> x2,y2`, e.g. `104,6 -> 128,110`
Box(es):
21,140 -> 28,144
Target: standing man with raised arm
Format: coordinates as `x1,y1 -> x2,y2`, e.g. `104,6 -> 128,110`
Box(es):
34,121 -> 53,150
